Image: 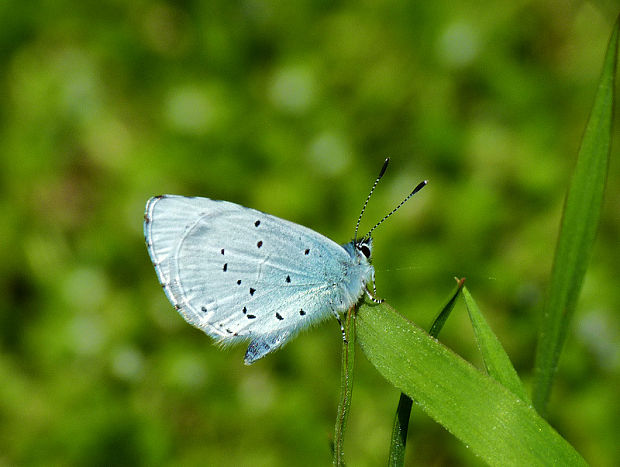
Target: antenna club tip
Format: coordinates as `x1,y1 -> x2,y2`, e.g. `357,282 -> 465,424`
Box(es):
379,158 -> 390,178
410,179 -> 427,196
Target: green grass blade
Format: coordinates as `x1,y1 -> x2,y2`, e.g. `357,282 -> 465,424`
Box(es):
429,278 -> 466,338
357,301 -> 587,466
532,15 -> 618,414
388,278 -> 465,466
463,287 -> 530,403
333,307 -> 356,466
388,394 -> 413,467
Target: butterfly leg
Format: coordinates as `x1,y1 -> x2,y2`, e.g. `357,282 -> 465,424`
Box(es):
365,269 -> 384,303
331,309 -> 348,344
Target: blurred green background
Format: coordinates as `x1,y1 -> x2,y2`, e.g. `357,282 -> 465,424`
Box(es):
2,0 -> 619,465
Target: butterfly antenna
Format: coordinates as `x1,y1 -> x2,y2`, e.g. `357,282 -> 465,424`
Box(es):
354,158 -> 390,242
363,179 -> 427,239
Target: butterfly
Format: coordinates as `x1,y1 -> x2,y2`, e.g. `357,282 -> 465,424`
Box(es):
144,158 -> 426,364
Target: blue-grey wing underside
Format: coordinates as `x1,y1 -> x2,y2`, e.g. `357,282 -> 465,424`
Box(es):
144,195 -> 359,363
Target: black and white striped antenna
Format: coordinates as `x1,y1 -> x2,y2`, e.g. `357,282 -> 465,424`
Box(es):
363,179 -> 427,239
353,158 -> 390,242
353,158 -> 427,241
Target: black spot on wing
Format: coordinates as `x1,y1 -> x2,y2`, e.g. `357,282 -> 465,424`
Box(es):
275,312 -> 283,320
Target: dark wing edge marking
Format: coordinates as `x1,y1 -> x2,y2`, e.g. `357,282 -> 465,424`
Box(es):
244,330 -> 292,364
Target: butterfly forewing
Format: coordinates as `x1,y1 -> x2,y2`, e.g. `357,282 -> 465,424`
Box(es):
145,195 -> 354,346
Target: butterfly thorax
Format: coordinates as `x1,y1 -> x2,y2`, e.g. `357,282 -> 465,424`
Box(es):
338,238 -> 374,307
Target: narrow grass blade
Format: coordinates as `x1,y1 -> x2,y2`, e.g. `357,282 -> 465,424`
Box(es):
333,306 -> 356,466
388,395 -> 413,467
357,302 -> 587,466
532,15 -> 618,414
388,278 -> 465,466
463,287 -> 530,402
429,278 -> 466,338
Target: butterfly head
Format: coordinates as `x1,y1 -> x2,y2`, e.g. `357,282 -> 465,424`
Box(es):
355,237 -> 373,261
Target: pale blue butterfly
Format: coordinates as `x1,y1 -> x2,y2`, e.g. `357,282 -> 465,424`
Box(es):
144,159 -> 426,364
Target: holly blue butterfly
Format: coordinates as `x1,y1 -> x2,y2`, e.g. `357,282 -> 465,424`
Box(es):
144,159 -> 426,364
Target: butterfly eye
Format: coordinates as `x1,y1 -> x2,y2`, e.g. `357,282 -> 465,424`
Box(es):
360,244 -> 371,259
